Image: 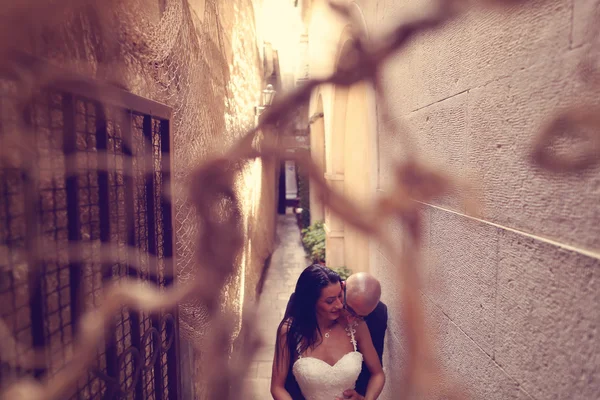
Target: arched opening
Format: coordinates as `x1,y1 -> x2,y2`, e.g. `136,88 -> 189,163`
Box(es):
342,80 -> 372,273
324,54 -> 350,269
325,30 -> 376,273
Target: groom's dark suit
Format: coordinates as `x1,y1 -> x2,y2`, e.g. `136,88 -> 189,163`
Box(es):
283,296 -> 388,399
355,301 -> 388,396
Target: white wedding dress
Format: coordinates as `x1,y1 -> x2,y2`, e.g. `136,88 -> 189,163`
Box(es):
292,325 -> 363,400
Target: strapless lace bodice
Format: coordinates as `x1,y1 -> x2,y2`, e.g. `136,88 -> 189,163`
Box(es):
292,325 -> 362,400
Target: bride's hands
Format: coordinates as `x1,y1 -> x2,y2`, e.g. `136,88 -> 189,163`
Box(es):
336,389 -> 364,400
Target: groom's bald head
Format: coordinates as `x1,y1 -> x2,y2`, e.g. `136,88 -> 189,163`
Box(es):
345,272 -> 381,317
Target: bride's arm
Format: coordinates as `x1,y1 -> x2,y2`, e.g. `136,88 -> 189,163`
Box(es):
356,321 -> 385,400
271,321 -> 294,400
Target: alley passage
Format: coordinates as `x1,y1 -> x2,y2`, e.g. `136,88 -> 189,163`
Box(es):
245,214 -> 307,399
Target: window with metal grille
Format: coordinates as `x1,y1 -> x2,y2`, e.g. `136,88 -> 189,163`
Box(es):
0,54 -> 181,400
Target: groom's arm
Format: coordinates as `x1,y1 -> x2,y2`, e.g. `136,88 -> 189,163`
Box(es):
367,302 -> 388,365
355,320 -> 385,400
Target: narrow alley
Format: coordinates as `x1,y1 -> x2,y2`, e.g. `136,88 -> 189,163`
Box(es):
1,1 -> 599,400
246,214 -> 308,399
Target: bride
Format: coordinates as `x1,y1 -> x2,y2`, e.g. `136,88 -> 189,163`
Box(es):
270,264 -> 385,400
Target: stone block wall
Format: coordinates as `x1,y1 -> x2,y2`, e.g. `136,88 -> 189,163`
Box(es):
356,0 -> 600,398
12,0 -> 275,398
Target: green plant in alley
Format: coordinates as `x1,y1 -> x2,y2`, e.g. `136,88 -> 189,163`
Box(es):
301,221 -> 325,263
310,240 -> 325,263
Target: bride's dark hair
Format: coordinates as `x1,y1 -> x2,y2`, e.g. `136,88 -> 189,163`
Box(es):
275,264 -> 341,369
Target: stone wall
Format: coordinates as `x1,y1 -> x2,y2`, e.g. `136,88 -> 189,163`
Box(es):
11,0 -> 275,398
173,1 -> 277,397
306,0 -> 599,398
354,0 -> 600,399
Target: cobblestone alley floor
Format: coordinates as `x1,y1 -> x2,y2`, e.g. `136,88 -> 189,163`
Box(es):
245,214 -> 307,399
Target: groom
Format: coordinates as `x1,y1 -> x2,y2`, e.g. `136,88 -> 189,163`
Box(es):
284,272 -> 388,400
341,272 -> 388,399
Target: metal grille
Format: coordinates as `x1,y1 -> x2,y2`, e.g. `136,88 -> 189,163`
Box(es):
0,58 -> 180,400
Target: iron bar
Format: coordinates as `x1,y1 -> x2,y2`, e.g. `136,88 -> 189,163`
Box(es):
63,94 -> 84,335
160,118 -> 181,400
0,60 -> 177,398
22,102 -> 47,379
91,102 -> 121,399
143,115 -> 163,400
124,110 -> 145,400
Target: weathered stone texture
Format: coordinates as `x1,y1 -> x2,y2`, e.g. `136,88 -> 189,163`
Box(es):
572,0 -> 600,47
467,46 -> 600,249
372,251 -> 406,400
362,0 -> 600,398
430,300 -> 533,400
376,0 -> 572,115
179,1 -> 275,397
384,92 -> 471,212
20,0 -> 272,398
428,208 -> 499,357
495,231 -> 600,400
